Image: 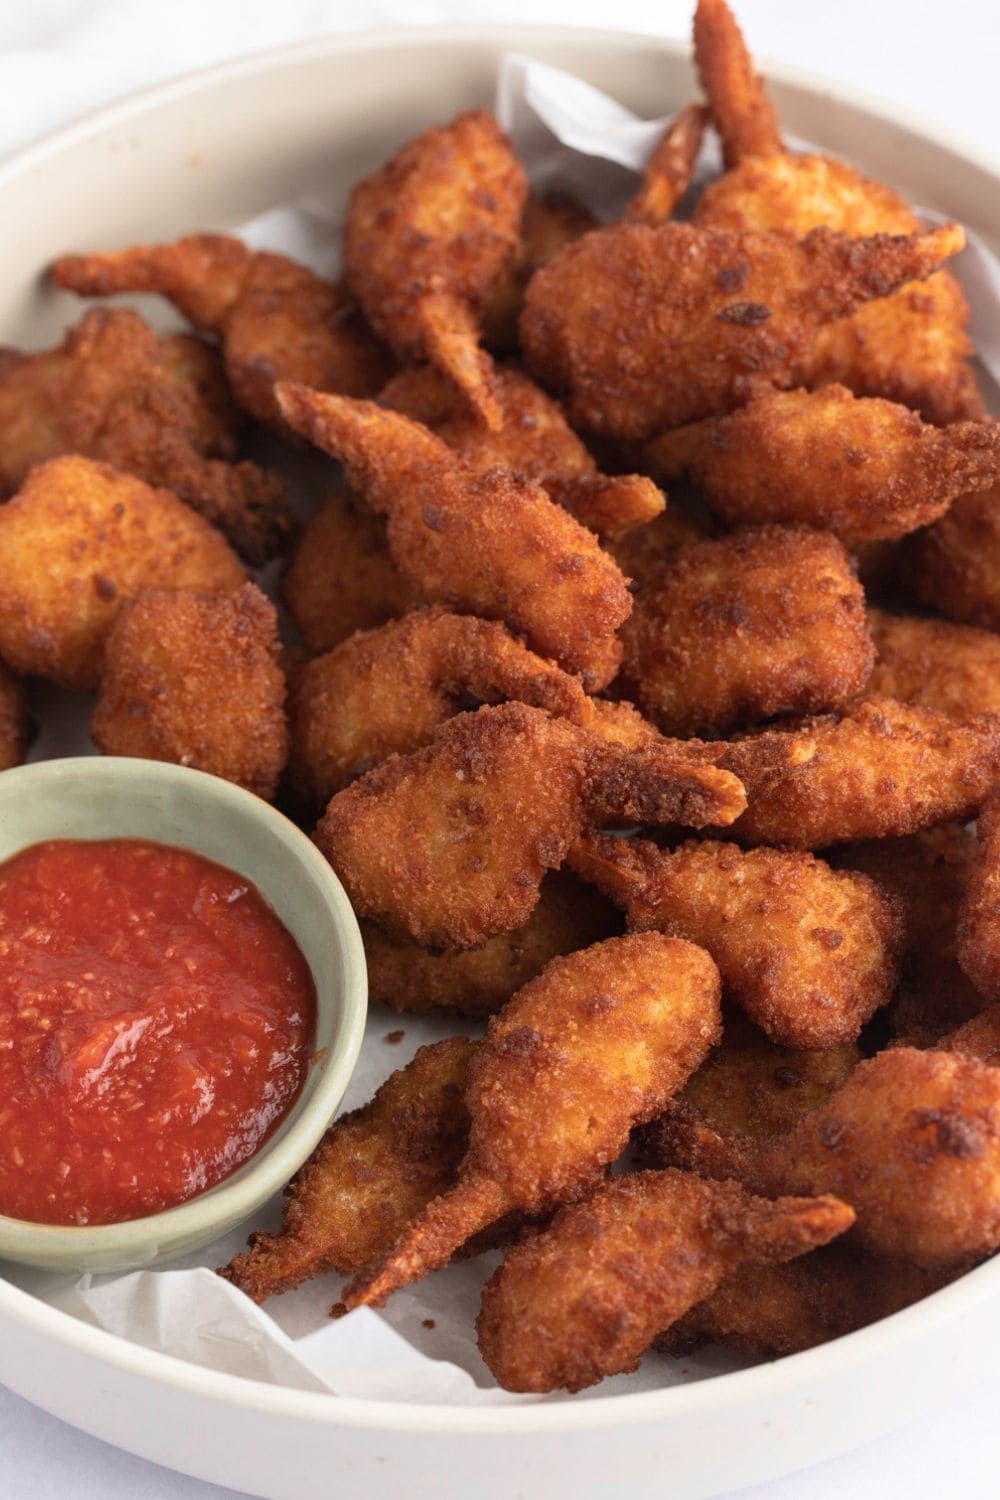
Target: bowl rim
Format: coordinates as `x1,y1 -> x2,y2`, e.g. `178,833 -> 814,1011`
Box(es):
0,756 -> 367,1263
0,16 -> 997,1437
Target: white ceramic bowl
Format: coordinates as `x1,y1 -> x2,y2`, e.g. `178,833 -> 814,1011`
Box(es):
1,24 -> 999,1500
0,757 -> 367,1271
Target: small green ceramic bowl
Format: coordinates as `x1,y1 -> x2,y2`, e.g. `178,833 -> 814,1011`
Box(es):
0,756 -> 367,1272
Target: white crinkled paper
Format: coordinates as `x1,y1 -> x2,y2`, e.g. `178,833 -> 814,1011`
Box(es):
4,52 -> 999,1407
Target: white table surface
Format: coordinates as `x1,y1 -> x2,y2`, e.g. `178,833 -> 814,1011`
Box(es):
2,1 -> 999,1496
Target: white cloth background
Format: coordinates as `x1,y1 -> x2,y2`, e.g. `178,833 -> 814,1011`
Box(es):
2,1 -> 999,1496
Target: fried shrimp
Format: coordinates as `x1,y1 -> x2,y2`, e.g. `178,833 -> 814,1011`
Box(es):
618,526 -> 872,737
0,457 -> 245,691
721,696 -> 1000,849
519,218 -> 964,441
568,831 -> 900,1048
287,605 -> 589,805
908,484 -> 1000,632
275,384 -> 632,690
639,390 -> 1000,550
691,0 -> 979,423
52,233 -> 392,429
477,1170 -> 852,1392
0,307 -> 287,564
219,1038 -> 476,1302
380,363 -> 664,539
957,795 -> 1000,1004
622,103 -> 708,225
362,871 -> 622,1019
341,933 -> 723,1311
483,190 -> 597,353
866,608 -> 1000,719
315,702 -> 747,950
344,110 -> 527,429
91,583 -> 287,799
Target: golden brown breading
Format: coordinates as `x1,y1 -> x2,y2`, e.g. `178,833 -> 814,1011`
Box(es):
958,795 -> 1000,1004
483,190 -> 597,354
520,219 -> 963,440
619,527 -> 872,737
940,1006 -> 1000,1065
568,832 -> 900,1048
639,390 -> 1000,550
52,234 -> 393,429
287,605 -> 589,805
344,110 -> 527,429
91,583 -> 287,799
0,308 -> 287,564
691,0 -> 978,424
828,825 -> 984,1046
0,457 -> 246,691
603,504 -> 715,589
380,363 -> 665,539
315,702 -> 747,950
0,661 -> 28,771
477,1169 -> 852,1392
579,697 -> 666,751
622,103 -> 708,225
658,1245 -> 954,1359
722,696 -> 1000,849
342,933 -> 723,1311
908,484 -> 1000,631
279,491 -> 419,656
363,871 -> 623,1018
275,384 -> 632,691
867,608 -> 1000,719
219,1038 -> 475,1302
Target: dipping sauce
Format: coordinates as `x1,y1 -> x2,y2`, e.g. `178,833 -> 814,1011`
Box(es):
0,839 -> 316,1226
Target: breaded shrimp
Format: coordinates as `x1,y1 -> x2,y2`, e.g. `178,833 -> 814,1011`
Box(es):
639,390 -> 1000,550
344,111 -> 527,430
91,583 -> 287,800
275,384 -> 632,691
316,703 -> 746,950
483,190 -> 597,353
721,697 -> 1000,848
477,1169 -> 852,1391
341,933 -> 723,1311
908,484 -> 1000,632
0,457 -> 245,691
287,605 -> 589,805
940,1006 -> 1000,1065
520,219 -> 963,440
621,103 -> 708,225
362,871 -> 623,1019
0,308 -> 287,564
219,1038 -> 475,1302
619,527 -> 872,737
52,234 -> 393,429
958,795 -> 1000,1004
568,831 -> 900,1048
603,505 -> 716,589
867,608 -> 1000,719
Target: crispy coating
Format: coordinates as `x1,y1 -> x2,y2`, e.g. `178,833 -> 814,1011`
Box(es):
342,933 -> 724,1311
867,608 -> 1000,719
279,491 -> 419,655
0,308 -> 287,564
315,702 -> 747,950
477,1169 -> 852,1392
344,111 -> 527,429
721,696 -> 1000,849
483,190 -> 597,354
659,1245 -> 953,1359
287,605 -> 589,805
958,795 -> 1000,1004
828,825 -> 984,1046
52,233 -> 392,429
219,1038 -> 475,1302
908,484 -> 1000,631
275,384 -> 632,690
568,832 -> 900,1048
639,390 -> 1000,550
622,104 -> 707,225
363,871 -> 623,1018
519,219 -> 963,441
691,0 -> 978,424
0,661 -> 28,771
380,363 -> 665,539
603,504 -> 715,589
91,583 -> 287,799
619,527 -> 872,737
940,1006 -> 1000,1065
0,457 -> 246,691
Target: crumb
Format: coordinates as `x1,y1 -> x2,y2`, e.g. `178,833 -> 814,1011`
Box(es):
422,1318 -> 436,1329
385,1029 -> 405,1044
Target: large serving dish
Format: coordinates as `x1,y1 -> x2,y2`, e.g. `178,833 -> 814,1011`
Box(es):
1,24 -> 999,1500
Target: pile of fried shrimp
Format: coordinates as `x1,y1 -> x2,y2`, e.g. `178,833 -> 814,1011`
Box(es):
5,0 -> 1000,1395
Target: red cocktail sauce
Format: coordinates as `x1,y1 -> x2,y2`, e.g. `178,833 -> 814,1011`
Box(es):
0,839 -> 316,1226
